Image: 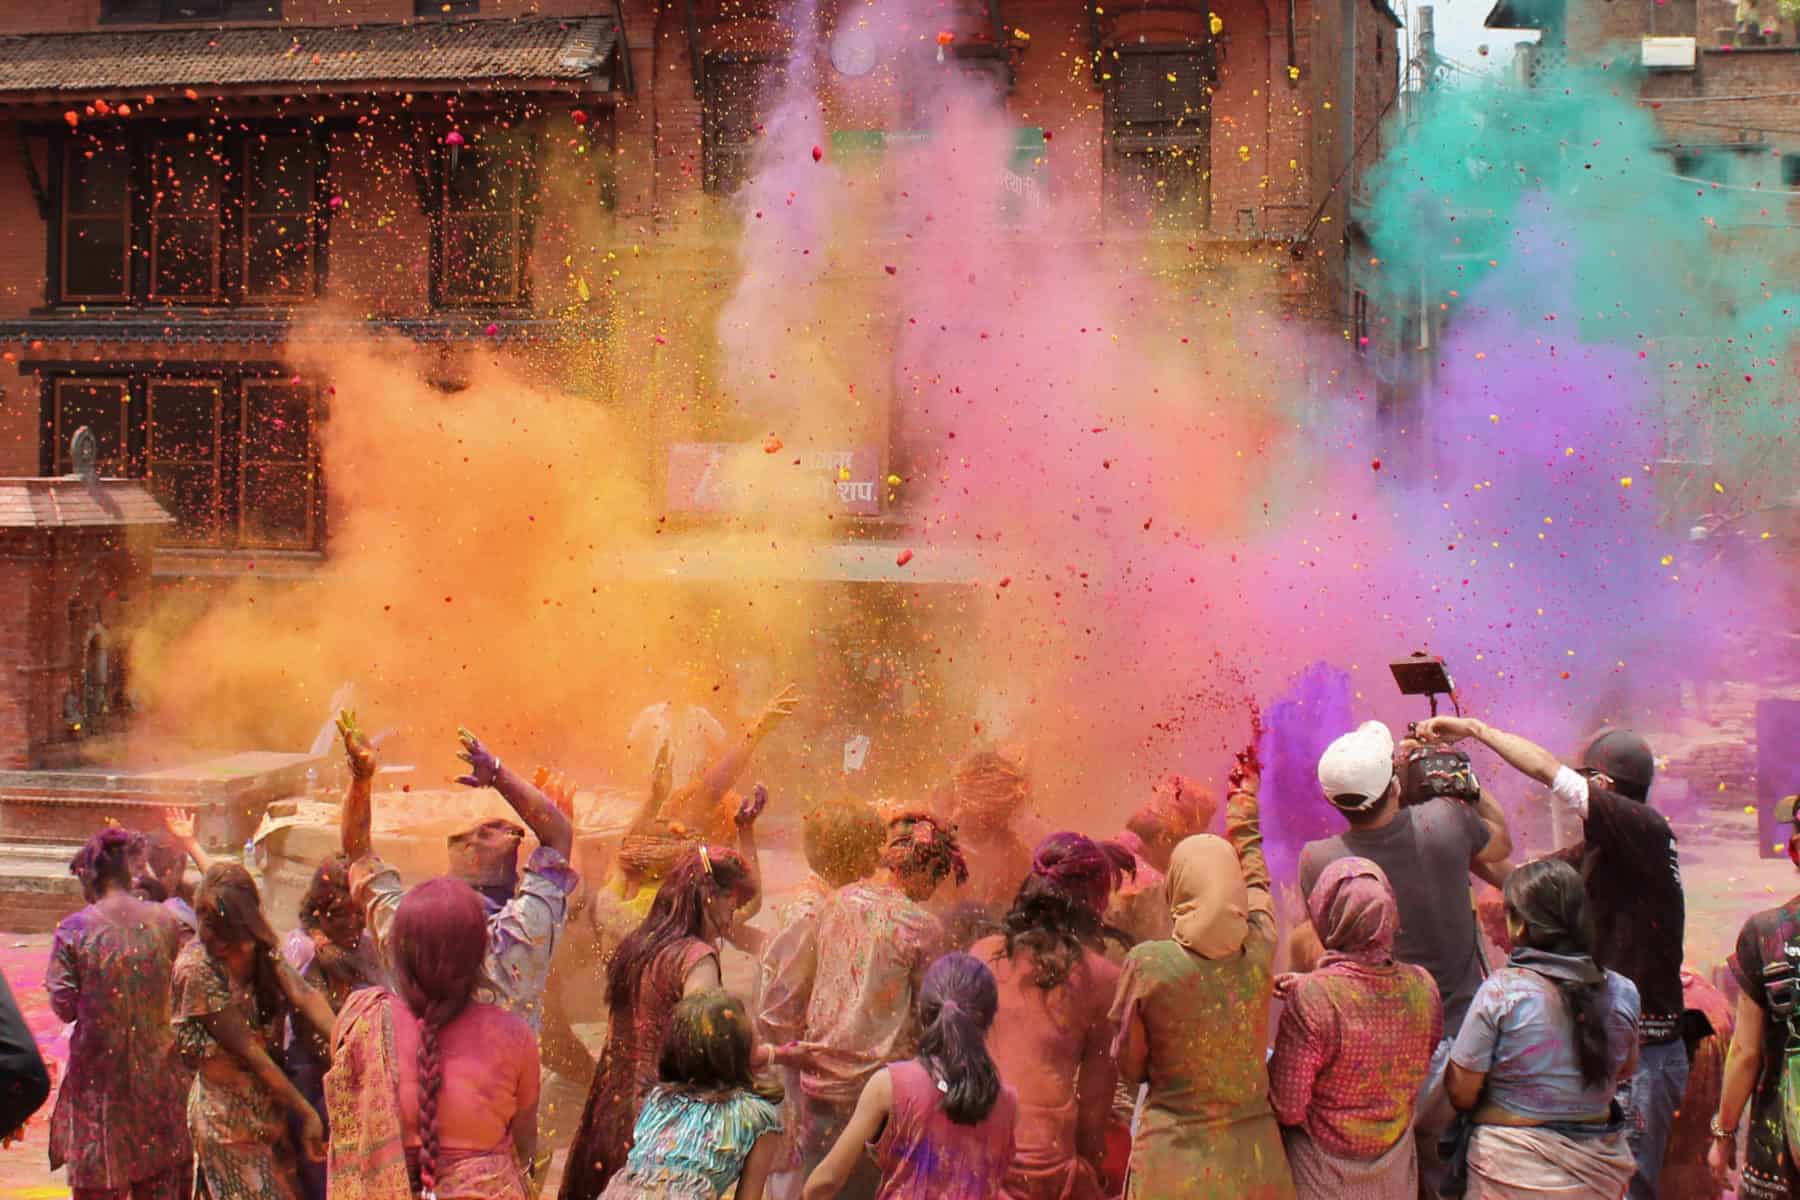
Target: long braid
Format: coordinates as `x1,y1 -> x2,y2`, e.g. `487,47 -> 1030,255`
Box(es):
416,1018 -> 445,1199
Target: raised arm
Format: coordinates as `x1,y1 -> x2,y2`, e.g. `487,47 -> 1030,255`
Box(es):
1415,716 -> 1564,789
336,710 -> 377,863
163,807 -> 213,875
1225,746 -> 1273,929
456,729 -> 573,858
688,686 -> 799,817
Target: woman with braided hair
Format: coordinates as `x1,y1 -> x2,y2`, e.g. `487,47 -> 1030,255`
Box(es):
560,845 -> 760,1200
1444,858 -> 1639,1198
790,813 -> 965,1200
971,832 -> 1127,1200
325,876 -> 540,1200
47,828 -> 190,1200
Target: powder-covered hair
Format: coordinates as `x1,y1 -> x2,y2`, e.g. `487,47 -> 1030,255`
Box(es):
606,846 -> 754,1012
882,813 -> 969,889
389,877 -> 490,1200
297,854 -> 356,935
132,832 -> 188,902
915,952 -> 1002,1125
193,863 -> 285,1024
999,834 -> 1133,989
659,987 -> 782,1103
70,827 -> 138,901
802,799 -> 887,888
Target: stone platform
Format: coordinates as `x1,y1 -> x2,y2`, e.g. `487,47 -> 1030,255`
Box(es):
0,751 -> 324,932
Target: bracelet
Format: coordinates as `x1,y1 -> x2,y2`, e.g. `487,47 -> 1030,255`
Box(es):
1710,1115 -> 1735,1140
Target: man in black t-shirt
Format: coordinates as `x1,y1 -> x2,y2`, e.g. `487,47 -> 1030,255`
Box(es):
1417,716 -> 1687,1200
0,967 -> 49,1142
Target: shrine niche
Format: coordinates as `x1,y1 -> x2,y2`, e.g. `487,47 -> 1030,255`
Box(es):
0,428 -> 170,769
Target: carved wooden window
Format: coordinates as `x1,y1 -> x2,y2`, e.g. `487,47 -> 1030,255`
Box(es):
239,381 -> 318,549
52,379 -> 130,475
1104,48 -> 1213,226
146,378 -> 224,546
61,134 -> 132,303
149,138 -> 223,302
243,134 -> 318,302
439,126 -> 529,305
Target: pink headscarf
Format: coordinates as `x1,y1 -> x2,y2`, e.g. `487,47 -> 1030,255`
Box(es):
1306,856 -> 1399,968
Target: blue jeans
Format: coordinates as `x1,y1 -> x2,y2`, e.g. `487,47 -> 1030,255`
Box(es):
1622,1038 -> 1690,1200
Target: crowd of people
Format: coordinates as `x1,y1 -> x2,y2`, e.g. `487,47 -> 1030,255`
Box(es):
4,685 -> 1800,1200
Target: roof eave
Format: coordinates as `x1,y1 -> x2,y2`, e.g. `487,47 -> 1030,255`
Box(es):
0,74 -> 613,107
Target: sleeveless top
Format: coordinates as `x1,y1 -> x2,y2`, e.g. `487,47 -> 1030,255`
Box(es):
873,1060 -> 1019,1200
611,1087 -> 782,1198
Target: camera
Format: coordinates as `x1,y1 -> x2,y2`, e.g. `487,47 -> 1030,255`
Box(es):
1391,655 -> 1482,805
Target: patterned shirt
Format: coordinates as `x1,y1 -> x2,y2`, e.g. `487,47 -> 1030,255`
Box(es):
352,845 -> 578,1035
1269,958 -> 1442,1158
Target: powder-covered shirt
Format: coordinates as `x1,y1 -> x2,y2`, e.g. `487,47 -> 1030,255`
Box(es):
1449,964 -> 1640,1122
1299,797 -> 1490,1035
800,882 -> 946,1108
1548,768 -> 1686,1039
353,844 -> 578,1035
874,1060 -> 1020,1200
613,1087 -> 782,1198
1269,958 -> 1442,1159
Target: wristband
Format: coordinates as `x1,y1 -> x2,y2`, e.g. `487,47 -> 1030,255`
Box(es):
1710,1115 -> 1735,1140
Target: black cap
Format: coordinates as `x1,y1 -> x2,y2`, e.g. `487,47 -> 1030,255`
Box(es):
1582,729 -> 1655,799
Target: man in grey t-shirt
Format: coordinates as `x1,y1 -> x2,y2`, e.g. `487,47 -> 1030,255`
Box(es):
1290,720 -> 1513,1198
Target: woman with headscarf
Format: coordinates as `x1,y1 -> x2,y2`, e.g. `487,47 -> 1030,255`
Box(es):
1446,858 -> 1640,1199
1268,856 -> 1442,1199
47,828 -> 191,1200
561,845 -> 760,1200
325,876 -> 540,1200
1108,744 -> 1295,1200
971,832 -> 1126,1200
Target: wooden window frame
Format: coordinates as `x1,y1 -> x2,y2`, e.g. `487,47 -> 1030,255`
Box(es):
416,0 -> 480,12
241,133 -> 318,303
1102,46 -> 1214,227
51,378 -> 131,474
701,53 -> 780,196
434,122 -> 532,308
59,137 -> 133,305
237,380 -> 318,550
146,377 -> 225,547
147,136 -> 224,304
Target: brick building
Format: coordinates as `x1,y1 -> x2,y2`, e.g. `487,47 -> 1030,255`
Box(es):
0,0 -> 1399,567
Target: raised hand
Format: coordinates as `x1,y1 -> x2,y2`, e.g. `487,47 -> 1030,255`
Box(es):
1272,972 -> 1302,1000
737,782 -> 769,829
163,806 -> 198,845
1228,745 -> 1260,796
336,710 -> 376,780
1413,716 -> 1478,746
455,727 -> 502,790
753,684 -> 802,739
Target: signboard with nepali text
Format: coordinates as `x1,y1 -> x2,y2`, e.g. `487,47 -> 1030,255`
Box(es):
665,443 -> 884,516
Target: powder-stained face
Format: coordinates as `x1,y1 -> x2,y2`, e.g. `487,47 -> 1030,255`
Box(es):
448,820 -> 525,894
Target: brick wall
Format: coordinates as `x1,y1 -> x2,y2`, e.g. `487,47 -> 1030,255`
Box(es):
0,0 -> 621,33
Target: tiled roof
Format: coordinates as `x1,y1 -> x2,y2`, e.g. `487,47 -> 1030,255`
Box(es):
0,478 -> 174,529
0,17 -> 617,96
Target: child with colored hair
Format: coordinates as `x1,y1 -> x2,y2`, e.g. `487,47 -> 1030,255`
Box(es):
601,988 -> 783,1199
802,952 -> 1019,1200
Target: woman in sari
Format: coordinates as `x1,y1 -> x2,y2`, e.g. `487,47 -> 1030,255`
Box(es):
1108,745 -> 1294,1200
971,832 -> 1123,1200
174,863 -> 337,1200
561,845 -> 759,1200
1446,858 -> 1640,1199
325,876 -> 540,1200
1269,856 -> 1441,1199
48,828 -> 190,1200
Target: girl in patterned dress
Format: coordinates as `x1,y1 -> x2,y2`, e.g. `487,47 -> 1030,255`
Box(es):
174,863 -> 336,1200
602,988 -> 783,1199
48,828 -> 190,1200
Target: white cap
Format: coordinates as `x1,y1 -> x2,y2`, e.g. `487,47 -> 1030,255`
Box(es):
1318,721 -> 1396,809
